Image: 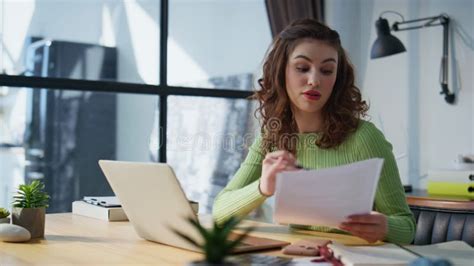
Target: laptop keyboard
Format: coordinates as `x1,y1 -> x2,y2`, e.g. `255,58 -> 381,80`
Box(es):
230,254 -> 293,265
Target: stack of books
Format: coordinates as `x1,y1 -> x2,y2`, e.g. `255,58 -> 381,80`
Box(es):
427,169 -> 474,199
72,197 -> 199,221
72,199 -> 128,221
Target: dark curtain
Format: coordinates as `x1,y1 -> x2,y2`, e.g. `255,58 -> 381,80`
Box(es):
265,0 -> 325,37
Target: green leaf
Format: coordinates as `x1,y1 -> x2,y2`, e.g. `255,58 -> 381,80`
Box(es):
220,217 -> 241,238
187,217 -> 211,244
171,215 -> 249,263
171,228 -> 202,249
225,226 -> 254,252
212,217 -> 240,247
11,180 -> 49,208
0,208 -> 9,218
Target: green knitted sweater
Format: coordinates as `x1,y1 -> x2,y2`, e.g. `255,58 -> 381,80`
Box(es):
212,120 -> 416,244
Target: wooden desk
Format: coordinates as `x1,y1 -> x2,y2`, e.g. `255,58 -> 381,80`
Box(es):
0,213 -> 371,265
406,189 -> 474,211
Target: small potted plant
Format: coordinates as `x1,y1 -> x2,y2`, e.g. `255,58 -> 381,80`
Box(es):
12,180 -> 50,238
173,217 -> 253,265
0,207 -> 10,223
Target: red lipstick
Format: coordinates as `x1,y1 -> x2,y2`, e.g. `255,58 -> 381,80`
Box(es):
302,90 -> 321,101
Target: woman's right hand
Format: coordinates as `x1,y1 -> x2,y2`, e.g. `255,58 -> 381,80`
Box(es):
259,150 -> 298,196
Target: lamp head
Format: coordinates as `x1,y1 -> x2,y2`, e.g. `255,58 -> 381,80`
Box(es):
370,17 -> 406,59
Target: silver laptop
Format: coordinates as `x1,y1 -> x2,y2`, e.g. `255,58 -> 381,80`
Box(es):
99,160 -> 202,252
98,160 -> 289,253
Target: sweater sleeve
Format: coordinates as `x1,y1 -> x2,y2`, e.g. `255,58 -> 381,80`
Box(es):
212,136 -> 268,224
355,122 -> 416,244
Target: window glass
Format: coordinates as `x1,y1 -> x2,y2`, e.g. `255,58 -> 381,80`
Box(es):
166,96 -> 259,213
0,87 -> 158,212
0,1 -> 4,72
168,0 -> 271,90
1,0 -> 160,85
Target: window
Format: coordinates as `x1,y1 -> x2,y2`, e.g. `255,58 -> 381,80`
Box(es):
167,96 -> 259,212
0,0 -> 271,213
1,0 -> 160,85
0,87 -> 157,212
168,0 -> 271,89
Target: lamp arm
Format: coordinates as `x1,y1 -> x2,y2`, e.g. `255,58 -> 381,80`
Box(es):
390,14 -> 455,104
392,15 -> 442,29
440,17 -> 455,104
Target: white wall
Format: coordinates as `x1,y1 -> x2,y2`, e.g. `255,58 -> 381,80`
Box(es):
327,0 -> 474,188
417,0 -> 473,187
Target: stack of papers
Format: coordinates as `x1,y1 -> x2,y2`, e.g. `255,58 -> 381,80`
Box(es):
290,241 -> 474,266
274,158 -> 384,227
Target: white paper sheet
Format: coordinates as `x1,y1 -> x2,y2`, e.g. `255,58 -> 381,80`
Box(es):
274,158 -> 384,228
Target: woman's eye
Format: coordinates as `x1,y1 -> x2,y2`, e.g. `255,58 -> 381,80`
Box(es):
296,67 -> 309,72
321,69 -> 334,75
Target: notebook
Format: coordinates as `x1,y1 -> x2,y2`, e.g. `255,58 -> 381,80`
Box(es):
98,160 -> 290,253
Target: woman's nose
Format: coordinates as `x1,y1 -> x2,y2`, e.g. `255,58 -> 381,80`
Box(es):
307,74 -> 320,87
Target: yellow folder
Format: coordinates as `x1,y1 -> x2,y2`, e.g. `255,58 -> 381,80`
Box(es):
427,181 -> 474,199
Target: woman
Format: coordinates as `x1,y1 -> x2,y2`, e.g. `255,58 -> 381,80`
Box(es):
213,19 -> 415,244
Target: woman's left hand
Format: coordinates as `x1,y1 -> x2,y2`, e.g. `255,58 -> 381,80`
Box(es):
339,211 -> 388,243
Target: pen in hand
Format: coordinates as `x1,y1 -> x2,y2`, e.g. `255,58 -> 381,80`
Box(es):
295,161 -> 308,170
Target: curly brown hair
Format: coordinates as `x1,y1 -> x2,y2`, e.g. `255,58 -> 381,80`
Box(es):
254,19 -> 368,154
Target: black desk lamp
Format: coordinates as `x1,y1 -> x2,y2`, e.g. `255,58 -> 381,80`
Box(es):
370,11 -> 455,104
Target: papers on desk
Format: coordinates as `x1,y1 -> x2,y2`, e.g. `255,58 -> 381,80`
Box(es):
291,241 -> 474,266
274,158 -> 384,227
330,241 -> 473,266
329,242 -> 417,266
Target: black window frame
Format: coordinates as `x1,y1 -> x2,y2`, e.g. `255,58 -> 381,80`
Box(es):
0,0 -> 255,162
